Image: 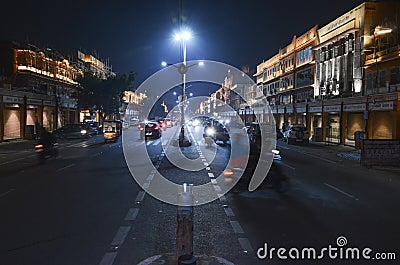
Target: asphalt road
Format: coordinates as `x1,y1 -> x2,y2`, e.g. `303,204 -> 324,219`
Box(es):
0,125 -> 399,265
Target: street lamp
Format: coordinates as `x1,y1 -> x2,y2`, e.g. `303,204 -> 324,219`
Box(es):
175,28 -> 192,146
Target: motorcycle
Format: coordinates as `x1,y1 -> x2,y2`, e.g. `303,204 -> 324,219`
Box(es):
225,149 -> 290,193
35,142 -> 59,162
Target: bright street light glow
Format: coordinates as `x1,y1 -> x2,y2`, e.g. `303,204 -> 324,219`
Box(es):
161,61 -> 167,67
173,29 -> 192,41
189,93 -> 193,97
174,33 -> 181,41
182,31 -> 191,40
173,92 -> 177,95
198,61 -> 204,66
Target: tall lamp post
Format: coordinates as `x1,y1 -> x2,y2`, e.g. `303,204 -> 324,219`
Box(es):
174,30 -> 192,146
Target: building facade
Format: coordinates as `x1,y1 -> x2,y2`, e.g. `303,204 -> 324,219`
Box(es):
0,41 -> 82,141
255,1 -> 400,144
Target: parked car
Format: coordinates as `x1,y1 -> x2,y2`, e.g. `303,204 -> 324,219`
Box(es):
283,124 -> 309,144
52,124 -> 90,139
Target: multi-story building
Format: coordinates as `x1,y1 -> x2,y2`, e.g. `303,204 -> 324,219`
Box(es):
255,1 -> 400,144
255,26 -> 318,131
0,41 -> 82,141
313,1 -> 400,143
76,50 -> 115,80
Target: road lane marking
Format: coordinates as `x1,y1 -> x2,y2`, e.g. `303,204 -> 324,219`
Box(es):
206,167 -> 210,171
238,238 -> 253,253
0,155 -> 36,166
146,141 -> 152,146
153,139 -> 160,145
203,162 -> 209,166
224,207 -> 235,217
56,164 -> 75,172
281,161 -> 296,170
217,194 -> 226,202
324,183 -> 359,200
213,185 -> 221,192
211,179 -> 217,184
230,221 -> 244,234
111,226 -> 131,246
135,191 -> 146,202
124,208 -> 139,221
99,252 -> 117,265
208,172 -> 215,178
0,189 -> 15,198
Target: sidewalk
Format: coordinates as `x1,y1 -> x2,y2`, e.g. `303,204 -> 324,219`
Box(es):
283,140 -> 400,175
0,138 -> 36,154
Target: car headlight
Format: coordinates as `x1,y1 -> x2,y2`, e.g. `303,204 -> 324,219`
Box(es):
205,127 -> 215,136
80,129 -> 87,134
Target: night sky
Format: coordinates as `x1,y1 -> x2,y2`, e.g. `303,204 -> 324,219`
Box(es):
2,0 -> 365,86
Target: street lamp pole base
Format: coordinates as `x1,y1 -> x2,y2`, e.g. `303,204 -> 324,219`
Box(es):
178,137 -> 192,147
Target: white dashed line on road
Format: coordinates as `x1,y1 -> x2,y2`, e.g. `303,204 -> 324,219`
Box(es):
124,208 -> 139,221
238,238 -> 254,253
223,207 -> 235,217
56,164 -> 75,172
0,189 -> 15,198
111,226 -> 131,246
213,185 -> 221,192
324,183 -> 359,200
99,252 -> 117,265
208,172 -> 215,178
230,221 -> 244,234
135,191 -> 146,203
217,194 -> 227,202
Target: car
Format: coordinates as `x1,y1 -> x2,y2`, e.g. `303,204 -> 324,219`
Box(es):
85,121 -> 100,135
141,121 -> 162,139
52,124 -> 90,139
283,124 -> 309,144
157,119 -> 167,130
203,121 -> 230,144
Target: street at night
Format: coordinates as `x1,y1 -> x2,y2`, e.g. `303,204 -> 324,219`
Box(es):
1,0 -> 400,264
1,124 -> 399,264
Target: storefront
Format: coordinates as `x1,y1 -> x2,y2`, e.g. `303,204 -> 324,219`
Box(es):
368,101 -> 396,139
2,96 -> 24,139
323,105 -> 341,143
344,103 -> 366,145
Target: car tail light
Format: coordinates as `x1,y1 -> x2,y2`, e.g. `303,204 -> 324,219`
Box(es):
153,125 -> 158,130
223,169 -> 235,177
35,144 -> 44,149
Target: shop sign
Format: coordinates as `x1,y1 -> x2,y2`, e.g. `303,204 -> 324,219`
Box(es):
344,103 -> 366,112
309,106 -> 322,113
368,101 -> 394,111
361,140 -> 400,167
3,96 -> 24,104
43,100 -> 56,106
27,98 -> 42,105
296,107 -> 307,113
324,105 -> 341,112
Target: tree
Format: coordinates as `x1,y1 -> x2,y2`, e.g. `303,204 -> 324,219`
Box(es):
78,71 -> 135,121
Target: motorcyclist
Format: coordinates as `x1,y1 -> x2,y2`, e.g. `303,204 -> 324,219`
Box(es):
36,123 -> 55,151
